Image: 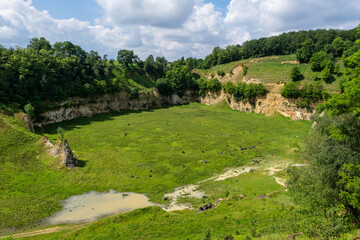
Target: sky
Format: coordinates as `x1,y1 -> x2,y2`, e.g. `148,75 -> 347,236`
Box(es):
0,0 -> 359,61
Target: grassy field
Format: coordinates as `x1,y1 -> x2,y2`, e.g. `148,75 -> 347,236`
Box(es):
201,55 -> 345,93
1,103 -> 313,239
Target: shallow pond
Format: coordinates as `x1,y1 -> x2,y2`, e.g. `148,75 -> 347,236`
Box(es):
46,190 -> 156,224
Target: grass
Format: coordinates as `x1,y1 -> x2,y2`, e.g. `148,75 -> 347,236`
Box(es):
201,55 -> 345,93
0,103 -> 313,238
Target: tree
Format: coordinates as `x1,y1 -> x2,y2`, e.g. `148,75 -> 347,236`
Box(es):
156,78 -> 174,96
27,37 -> 51,52
332,37 -> 345,58
296,38 -> 315,63
338,164 -> 360,224
290,66 -> 304,81
310,51 -> 334,72
320,67 -> 334,83
144,55 -> 156,74
117,50 -> 139,69
289,113 -> 360,224
24,103 -> 35,118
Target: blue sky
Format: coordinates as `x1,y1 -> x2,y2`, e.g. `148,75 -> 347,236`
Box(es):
1,0 -> 359,60
32,0 -> 102,22
31,0 -> 231,22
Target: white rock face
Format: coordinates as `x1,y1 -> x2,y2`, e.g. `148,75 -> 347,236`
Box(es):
35,82 -> 316,127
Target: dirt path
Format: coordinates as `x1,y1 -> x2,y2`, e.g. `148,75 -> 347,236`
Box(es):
0,223 -> 89,239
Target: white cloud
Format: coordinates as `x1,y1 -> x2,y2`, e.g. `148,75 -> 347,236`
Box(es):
95,0 -> 196,28
0,0 -> 359,60
225,0 -> 360,39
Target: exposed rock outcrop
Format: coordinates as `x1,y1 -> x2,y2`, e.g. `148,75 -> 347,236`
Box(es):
200,83 -> 315,121
34,82 -> 315,127
42,136 -> 77,168
35,90 -> 198,126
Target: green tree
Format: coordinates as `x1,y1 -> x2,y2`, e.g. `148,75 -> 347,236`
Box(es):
280,82 -> 300,98
27,37 -> 51,52
24,103 -> 35,118
320,67 -> 334,83
156,78 -> 174,96
332,37 -> 345,57
309,51 -> 334,72
338,164 -> 360,224
117,50 -> 139,69
296,38 -> 315,63
290,66 -> 304,81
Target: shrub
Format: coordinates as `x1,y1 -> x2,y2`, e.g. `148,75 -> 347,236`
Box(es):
57,127 -> 65,140
223,82 -> 236,95
225,82 -> 267,102
310,51 -> 334,72
217,70 -> 225,77
281,82 -> 300,98
290,66 -> 304,81
242,65 -> 248,76
156,78 -> 174,96
321,67 -> 335,84
24,103 -> 35,118
128,86 -> 140,99
206,78 -> 222,92
301,83 -> 326,103
312,72 -> 321,81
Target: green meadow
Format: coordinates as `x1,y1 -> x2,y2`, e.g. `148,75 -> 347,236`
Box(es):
1,102 -> 313,239
202,55 -> 344,93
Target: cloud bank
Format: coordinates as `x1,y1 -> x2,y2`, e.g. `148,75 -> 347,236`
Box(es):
0,0 -> 359,60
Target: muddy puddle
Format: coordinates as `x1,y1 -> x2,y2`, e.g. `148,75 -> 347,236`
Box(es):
46,190 -> 156,224
47,166 -> 254,224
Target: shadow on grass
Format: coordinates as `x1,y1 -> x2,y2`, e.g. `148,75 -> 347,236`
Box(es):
35,104 -> 188,135
76,159 -> 87,168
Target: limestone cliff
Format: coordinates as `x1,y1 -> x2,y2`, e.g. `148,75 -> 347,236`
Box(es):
35,83 -> 314,127
35,90 -> 198,127
200,83 -> 315,121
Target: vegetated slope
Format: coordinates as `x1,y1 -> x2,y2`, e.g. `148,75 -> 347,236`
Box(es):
0,103 -> 312,239
0,114 -> 91,232
199,54 -> 344,93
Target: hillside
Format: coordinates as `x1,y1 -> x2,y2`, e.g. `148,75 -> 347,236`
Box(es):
197,55 -> 344,93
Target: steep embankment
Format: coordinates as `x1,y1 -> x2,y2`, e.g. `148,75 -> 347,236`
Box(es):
35,90 -> 198,126
200,83 -> 314,121
35,55 -> 331,126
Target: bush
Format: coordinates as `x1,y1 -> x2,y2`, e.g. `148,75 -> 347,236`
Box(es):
217,70 -> 225,77
242,65 -> 248,76
156,78 -> 174,96
312,72 -> 321,81
281,82 -> 300,98
128,86 -> 140,99
290,66 -> 304,81
223,82 -> 236,95
224,82 -> 267,102
207,78 -> 222,92
24,103 -> 35,118
310,51 -> 334,72
57,127 -> 65,140
321,67 -> 335,83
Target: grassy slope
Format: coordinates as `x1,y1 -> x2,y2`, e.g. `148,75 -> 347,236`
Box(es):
111,62 -> 156,91
0,103 -> 313,239
202,55 -> 345,93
